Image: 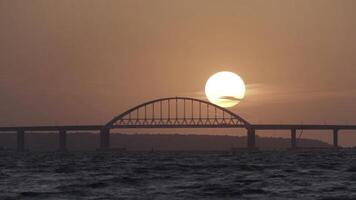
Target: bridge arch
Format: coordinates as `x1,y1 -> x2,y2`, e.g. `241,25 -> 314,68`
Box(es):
100,97 -> 252,149
104,97 -> 250,129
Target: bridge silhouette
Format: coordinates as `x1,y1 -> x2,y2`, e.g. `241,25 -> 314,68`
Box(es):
0,97 -> 355,152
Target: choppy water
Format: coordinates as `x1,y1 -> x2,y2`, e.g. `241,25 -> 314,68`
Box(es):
1,150 -> 356,200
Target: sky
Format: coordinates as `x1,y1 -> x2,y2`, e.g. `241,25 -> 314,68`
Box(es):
1,0 -> 356,145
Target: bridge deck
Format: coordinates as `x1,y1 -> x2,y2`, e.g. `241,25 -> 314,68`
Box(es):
252,124 -> 356,130
0,125 -> 103,132
0,124 -> 355,132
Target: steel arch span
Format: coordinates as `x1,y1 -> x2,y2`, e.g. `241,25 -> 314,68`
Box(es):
104,97 -> 251,129
99,97 -> 253,149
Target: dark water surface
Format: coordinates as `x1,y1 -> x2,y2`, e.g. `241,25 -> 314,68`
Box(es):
1,150 -> 356,200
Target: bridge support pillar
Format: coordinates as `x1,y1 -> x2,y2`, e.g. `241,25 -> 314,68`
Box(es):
247,128 -> 256,149
58,130 -> 67,152
333,129 -> 338,148
100,128 -> 110,150
17,130 -> 25,152
291,129 -> 297,149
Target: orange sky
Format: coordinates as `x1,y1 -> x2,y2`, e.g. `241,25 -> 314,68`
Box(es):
1,0 -> 356,146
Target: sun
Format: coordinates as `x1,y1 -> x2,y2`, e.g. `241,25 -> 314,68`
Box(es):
205,71 -> 246,108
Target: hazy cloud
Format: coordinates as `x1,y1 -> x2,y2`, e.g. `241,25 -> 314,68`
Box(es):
245,83 -> 356,106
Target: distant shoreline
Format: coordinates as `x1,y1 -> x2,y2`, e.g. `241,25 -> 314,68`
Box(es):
0,132 -> 334,152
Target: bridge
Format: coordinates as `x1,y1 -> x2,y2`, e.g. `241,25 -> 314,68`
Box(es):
0,97 -> 355,152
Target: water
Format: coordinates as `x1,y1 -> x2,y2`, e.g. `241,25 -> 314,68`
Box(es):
1,150 -> 356,200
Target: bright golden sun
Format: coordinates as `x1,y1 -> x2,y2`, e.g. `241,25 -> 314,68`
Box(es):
205,71 -> 246,108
